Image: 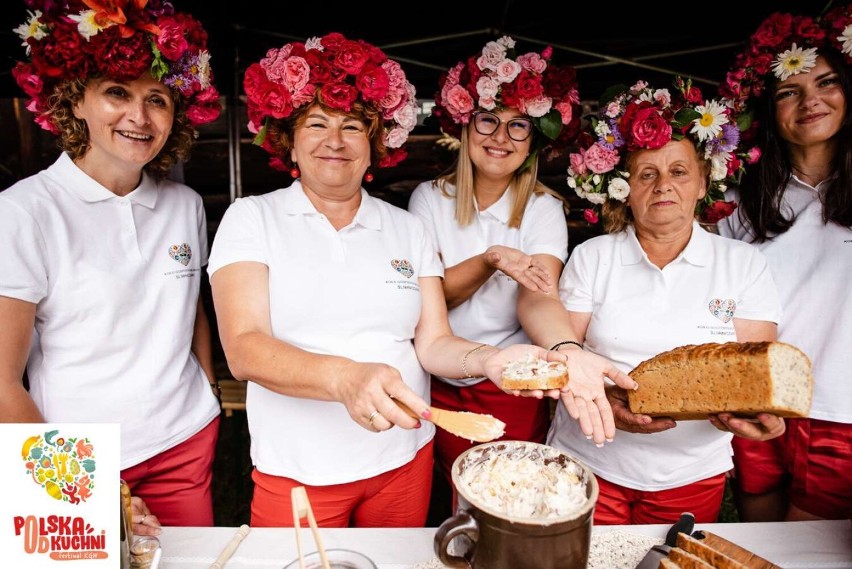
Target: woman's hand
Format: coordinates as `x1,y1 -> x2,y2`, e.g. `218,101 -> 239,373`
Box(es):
484,245 -> 552,293
130,496 -> 161,536
555,348 -> 640,445
607,385 -> 676,435
709,413 -> 785,441
334,361 -> 428,433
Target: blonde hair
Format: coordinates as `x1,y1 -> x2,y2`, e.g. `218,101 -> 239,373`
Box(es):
435,125 -> 567,228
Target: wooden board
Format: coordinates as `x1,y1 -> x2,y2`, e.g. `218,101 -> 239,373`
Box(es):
688,530 -> 780,569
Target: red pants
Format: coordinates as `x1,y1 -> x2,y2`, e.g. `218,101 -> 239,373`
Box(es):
593,472 -> 727,525
121,416 -> 219,526
732,418 -> 852,519
431,377 -> 549,482
251,441 -> 433,528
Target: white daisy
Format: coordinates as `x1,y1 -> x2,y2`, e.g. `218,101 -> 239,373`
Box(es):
838,25 -> 852,57
771,43 -> 818,81
68,9 -> 107,40
13,10 -> 46,53
690,100 -> 728,142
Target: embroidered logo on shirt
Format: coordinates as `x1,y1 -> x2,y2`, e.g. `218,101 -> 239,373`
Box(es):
708,298 -> 736,323
168,243 -> 192,266
390,259 -> 414,278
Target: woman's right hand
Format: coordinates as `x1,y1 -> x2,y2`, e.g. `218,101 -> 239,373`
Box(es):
335,361 -> 429,433
484,245 -> 552,293
606,385 -> 676,435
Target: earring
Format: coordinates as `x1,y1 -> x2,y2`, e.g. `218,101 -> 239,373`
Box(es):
363,171 -> 374,183
289,166 -> 300,178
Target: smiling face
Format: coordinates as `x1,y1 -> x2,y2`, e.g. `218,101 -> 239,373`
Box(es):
774,55 -> 846,149
627,138 -> 708,235
72,74 -> 175,178
467,108 -> 532,185
290,104 -> 372,198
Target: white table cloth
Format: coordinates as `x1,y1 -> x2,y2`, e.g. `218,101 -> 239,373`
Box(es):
157,520 -> 852,569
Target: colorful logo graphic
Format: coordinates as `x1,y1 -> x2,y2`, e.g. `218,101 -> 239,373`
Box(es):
22,431 -> 96,504
391,259 -> 414,278
708,298 -> 736,323
169,243 -> 192,266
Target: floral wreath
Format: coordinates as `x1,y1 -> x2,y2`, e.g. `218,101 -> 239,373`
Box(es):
430,35 -> 581,169
12,0 -> 221,133
244,32 -> 419,170
720,4 -> 852,113
567,77 -> 749,225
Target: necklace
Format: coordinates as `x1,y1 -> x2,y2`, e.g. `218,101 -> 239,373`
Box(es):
791,165 -> 827,186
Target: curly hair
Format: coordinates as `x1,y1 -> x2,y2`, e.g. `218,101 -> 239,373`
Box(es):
734,47 -> 852,241
264,92 -> 387,170
46,77 -> 197,180
602,139 -> 711,234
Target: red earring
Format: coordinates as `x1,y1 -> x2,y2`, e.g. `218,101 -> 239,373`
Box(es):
289,166 -> 300,178
363,171 -> 374,183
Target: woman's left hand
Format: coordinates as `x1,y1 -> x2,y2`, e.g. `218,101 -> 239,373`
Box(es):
484,245 -> 552,293
709,413 -> 785,441
130,496 -> 162,536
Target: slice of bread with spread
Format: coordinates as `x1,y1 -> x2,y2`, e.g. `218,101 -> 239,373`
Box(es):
501,355 -> 569,390
628,341 -> 813,419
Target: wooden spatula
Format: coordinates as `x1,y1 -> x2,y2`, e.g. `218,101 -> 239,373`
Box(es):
393,399 -> 506,442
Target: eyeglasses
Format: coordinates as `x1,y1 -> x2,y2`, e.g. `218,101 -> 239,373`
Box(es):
471,111 -> 534,142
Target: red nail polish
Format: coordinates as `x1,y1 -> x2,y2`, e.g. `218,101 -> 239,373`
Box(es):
421,409 -> 432,419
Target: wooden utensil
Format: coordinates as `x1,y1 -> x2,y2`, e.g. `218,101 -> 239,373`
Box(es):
291,486 -> 330,569
393,399 -> 506,442
209,524 -> 251,569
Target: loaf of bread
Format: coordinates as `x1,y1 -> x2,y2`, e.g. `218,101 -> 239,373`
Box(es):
674,533 -> 746,569
668,548 -> 716,569
501,355 -> 568,390
627,341 -> 813,419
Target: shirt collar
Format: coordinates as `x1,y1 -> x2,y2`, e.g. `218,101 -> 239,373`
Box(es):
621,221 -> 711,267
280,181 -> 382,230
476,187 -> 512,224
49,152 -> 159,209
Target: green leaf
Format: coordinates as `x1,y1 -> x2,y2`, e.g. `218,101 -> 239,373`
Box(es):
599,84 -> 627,107
536,109 -> 562,140
149,41 -> 169,81
736,111 -> 753,133
673,107 -> 700,129
252,121 -> 268,146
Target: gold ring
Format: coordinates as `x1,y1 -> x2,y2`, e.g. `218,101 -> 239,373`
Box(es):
367,410 -> 380,425
141,514 -> 148,524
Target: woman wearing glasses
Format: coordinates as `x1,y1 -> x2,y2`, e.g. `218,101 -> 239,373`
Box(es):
409,37 -> 637,494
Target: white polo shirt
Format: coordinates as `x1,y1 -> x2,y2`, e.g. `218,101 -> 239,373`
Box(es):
548,222 -> 781,491
718,178 -> 852,423
207,182 -> 441,485
408,181 -> 568,387
0,153 -> 220,469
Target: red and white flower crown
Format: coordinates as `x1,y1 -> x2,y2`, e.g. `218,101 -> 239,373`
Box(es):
12,0 -> 221,133
431,35 -> 581,161
243,32 -> 419,170
720,5 -> 852,112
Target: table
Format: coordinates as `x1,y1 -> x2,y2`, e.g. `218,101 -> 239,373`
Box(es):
158,520 -> 852,569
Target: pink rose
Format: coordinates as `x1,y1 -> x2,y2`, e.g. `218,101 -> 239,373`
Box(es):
445,84 -> 474,116
746,147 -> 762,164
494,59 -> 521,83
583,209 -> 599,224
521,95 -> 552,118
555,100 -> 574,125
569,151 -> 588,175
517,52 -> 546,74
281,57 -> 311,92
156,16 -> 191,61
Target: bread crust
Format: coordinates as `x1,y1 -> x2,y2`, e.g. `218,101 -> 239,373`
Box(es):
675,533 -> 746,569
627,341 -> 813,419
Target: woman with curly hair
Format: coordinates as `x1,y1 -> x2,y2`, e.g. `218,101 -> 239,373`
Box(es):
0,0 -> 223,532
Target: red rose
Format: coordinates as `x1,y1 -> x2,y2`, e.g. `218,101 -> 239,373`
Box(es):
513,70 -> 544,99
320,82 -> 358,111
542,65 -> 577,100
699,200 -> 737,224
334,40 -> 369,75
628,106 -> 672,150
12,62 -> 43,98
751,13 -> 793,48
378,148 -> 408,168
155,16 -> 190,61
187,102 -> 220,126
356,65 -> 390,102
684,86 -> 703,104
31,20 -> 89,79
257,82 -> 293,119
793,15 -> 825,43
243,63 -> 267,99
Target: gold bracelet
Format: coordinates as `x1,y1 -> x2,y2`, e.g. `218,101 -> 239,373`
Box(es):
462,344 -> 489,379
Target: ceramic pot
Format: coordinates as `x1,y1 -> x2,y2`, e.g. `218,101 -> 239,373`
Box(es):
435,441 -> 599,569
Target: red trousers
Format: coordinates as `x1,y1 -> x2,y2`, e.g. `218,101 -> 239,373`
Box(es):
251,441 -> 433,528
593,472 -> 727,525
732,418 -> 852,519
121,416 -> 219,526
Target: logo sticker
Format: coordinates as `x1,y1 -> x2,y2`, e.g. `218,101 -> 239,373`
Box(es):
22,430 -> 96,504
391,259 -> 414,279
169,243 -> 192,266
708,298 -> 736,323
